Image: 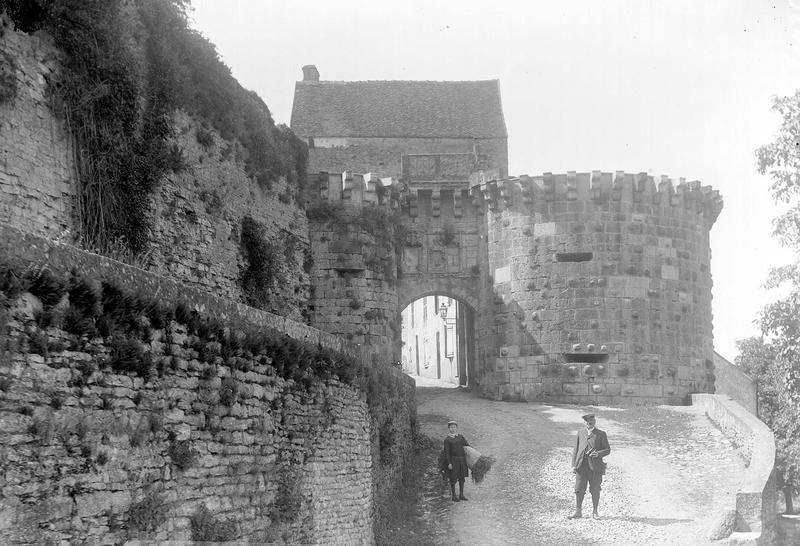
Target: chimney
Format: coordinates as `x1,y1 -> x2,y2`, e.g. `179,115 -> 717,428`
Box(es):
302,65 -> 319,83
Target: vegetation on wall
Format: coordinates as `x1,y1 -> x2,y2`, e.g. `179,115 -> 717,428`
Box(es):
1,258 -> 415,540
4,0 -> 308,255
0,260 -> 407,416
0,49 -> 19,104
306,201 -> 407,285
239,215 -> 284,310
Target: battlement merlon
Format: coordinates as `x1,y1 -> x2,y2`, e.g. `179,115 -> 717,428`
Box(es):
467,171 -> 723,225
310,171 -> 399,207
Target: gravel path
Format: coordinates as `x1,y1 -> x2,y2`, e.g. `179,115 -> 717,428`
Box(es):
415,387 -> 747,545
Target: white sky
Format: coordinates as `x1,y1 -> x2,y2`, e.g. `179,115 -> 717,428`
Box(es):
190,0 -> 800,361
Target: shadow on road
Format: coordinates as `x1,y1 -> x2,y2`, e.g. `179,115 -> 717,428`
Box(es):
597,515 -> 694,526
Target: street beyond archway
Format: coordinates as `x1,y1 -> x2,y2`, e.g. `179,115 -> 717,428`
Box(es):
413,387 -> 747,545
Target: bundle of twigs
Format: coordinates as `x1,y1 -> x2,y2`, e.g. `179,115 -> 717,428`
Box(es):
464,446 -> 495,484
470,455 -> 495,484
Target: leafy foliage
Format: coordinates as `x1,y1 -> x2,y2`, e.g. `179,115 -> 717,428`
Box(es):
752,90 -> 800,512
128,489 -> 166,536
239,215 -> 283,309
735,337 -> 800,512
0,50 -> 19,103
5,0 -> 307,256
190,505 -> 237,542
168,438 -> 196,470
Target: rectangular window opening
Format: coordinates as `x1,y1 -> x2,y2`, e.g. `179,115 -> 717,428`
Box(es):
556,252 -> 593,262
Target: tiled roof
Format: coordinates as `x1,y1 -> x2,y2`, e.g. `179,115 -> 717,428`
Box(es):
291,80 -> 507,139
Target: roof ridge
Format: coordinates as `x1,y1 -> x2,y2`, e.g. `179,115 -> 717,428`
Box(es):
296,79 -> 499,84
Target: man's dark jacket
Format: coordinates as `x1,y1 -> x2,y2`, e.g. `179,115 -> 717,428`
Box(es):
571,427 -> 611,473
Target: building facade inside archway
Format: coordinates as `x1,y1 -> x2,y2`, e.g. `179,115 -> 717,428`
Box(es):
294,66 -> 723,404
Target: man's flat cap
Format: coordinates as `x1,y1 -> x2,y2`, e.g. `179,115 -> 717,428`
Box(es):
447,420 -> 458,426
581,414 -> 596,421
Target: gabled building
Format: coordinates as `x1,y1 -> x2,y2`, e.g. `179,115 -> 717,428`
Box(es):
290,65 -> 508,178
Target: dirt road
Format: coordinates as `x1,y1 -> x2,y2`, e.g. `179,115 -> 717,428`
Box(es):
414,387 -> 746,546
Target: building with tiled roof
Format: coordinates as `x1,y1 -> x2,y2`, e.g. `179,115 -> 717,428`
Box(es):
290,65 -> 508,179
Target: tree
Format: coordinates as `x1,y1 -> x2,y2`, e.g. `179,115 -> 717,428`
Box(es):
751,89 -> 800,513
735,337 -> 799,513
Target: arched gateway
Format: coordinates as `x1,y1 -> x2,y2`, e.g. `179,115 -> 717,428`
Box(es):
295,66 -> 723,404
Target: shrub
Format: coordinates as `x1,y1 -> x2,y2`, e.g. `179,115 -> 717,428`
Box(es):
25,268 -> 66,310
63,305 -> 97,337
27,328 -> 49,356
195,125 -> 215,149
49,391 -> 64,410
190,505 -> 237,542
239,216 -> 283,308
219,376 -> 238,407
109,335 -> 152,380
96,451 -> 108,465
271,468 -> 303,523
67,274 -> 99,315
168,439 -> 196,471
128,489 -> 166,536
0,267 -> 24,300
0,50 -> 19,104
306,201 -> 345,223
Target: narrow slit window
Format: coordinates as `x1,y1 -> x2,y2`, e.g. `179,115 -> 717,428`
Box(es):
555,252 -> 593,262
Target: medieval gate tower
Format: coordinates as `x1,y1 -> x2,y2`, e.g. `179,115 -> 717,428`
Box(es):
293,66 -> 723,405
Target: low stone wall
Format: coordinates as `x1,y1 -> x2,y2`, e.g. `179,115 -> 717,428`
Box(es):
713,351 -> 758,415
0,223 -> 416,544
778,514 -> 800,545
691,394 -> 776,545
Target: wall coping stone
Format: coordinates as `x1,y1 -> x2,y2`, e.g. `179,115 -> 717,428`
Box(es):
691,393 -> 776,544
0,223 -> 413,389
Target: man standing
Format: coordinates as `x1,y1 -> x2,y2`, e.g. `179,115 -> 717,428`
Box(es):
568,413 -> 611,519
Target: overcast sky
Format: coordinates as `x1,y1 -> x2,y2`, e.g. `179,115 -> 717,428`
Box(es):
190,0 -> 800,361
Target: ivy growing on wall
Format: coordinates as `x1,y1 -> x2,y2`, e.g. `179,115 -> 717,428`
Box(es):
4,0 -> 308,255
239,215 -> 283,309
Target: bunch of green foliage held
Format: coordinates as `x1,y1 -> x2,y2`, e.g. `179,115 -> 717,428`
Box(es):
0,263 -> 399,408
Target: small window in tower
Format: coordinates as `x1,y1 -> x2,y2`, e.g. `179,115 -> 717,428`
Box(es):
555,252 -> 593,262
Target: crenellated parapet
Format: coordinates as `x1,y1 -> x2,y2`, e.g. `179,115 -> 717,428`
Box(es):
307,164 -> 723,405
467,171 -> 723,225
311,171 -> 399,208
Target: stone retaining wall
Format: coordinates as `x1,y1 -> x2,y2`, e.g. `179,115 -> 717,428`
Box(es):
0,224 -> 416,544
0,15 -> 74,240
691,394 -> 777,545
778,514 -> 800,545
713,351 -> 758,415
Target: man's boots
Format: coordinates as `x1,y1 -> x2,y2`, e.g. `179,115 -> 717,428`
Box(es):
567,493 -> 584,519
458,481 -> 468,501
591,491 -> 600,519
450,483 -> 459,502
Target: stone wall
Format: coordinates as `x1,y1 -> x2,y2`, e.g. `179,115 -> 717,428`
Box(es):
691,394 -> 777,545
778,514 -> 800,546
307,172 -> 400,358
307,136 -> 508,180
714,351 -> 758,415
0,16 -> 74,239
477,172 -> 722,404
0,225 -> 417,544
147,112 -> 311,322
0,21 -> 310,322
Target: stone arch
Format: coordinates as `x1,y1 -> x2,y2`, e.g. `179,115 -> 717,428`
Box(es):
396,276 -> 479,315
